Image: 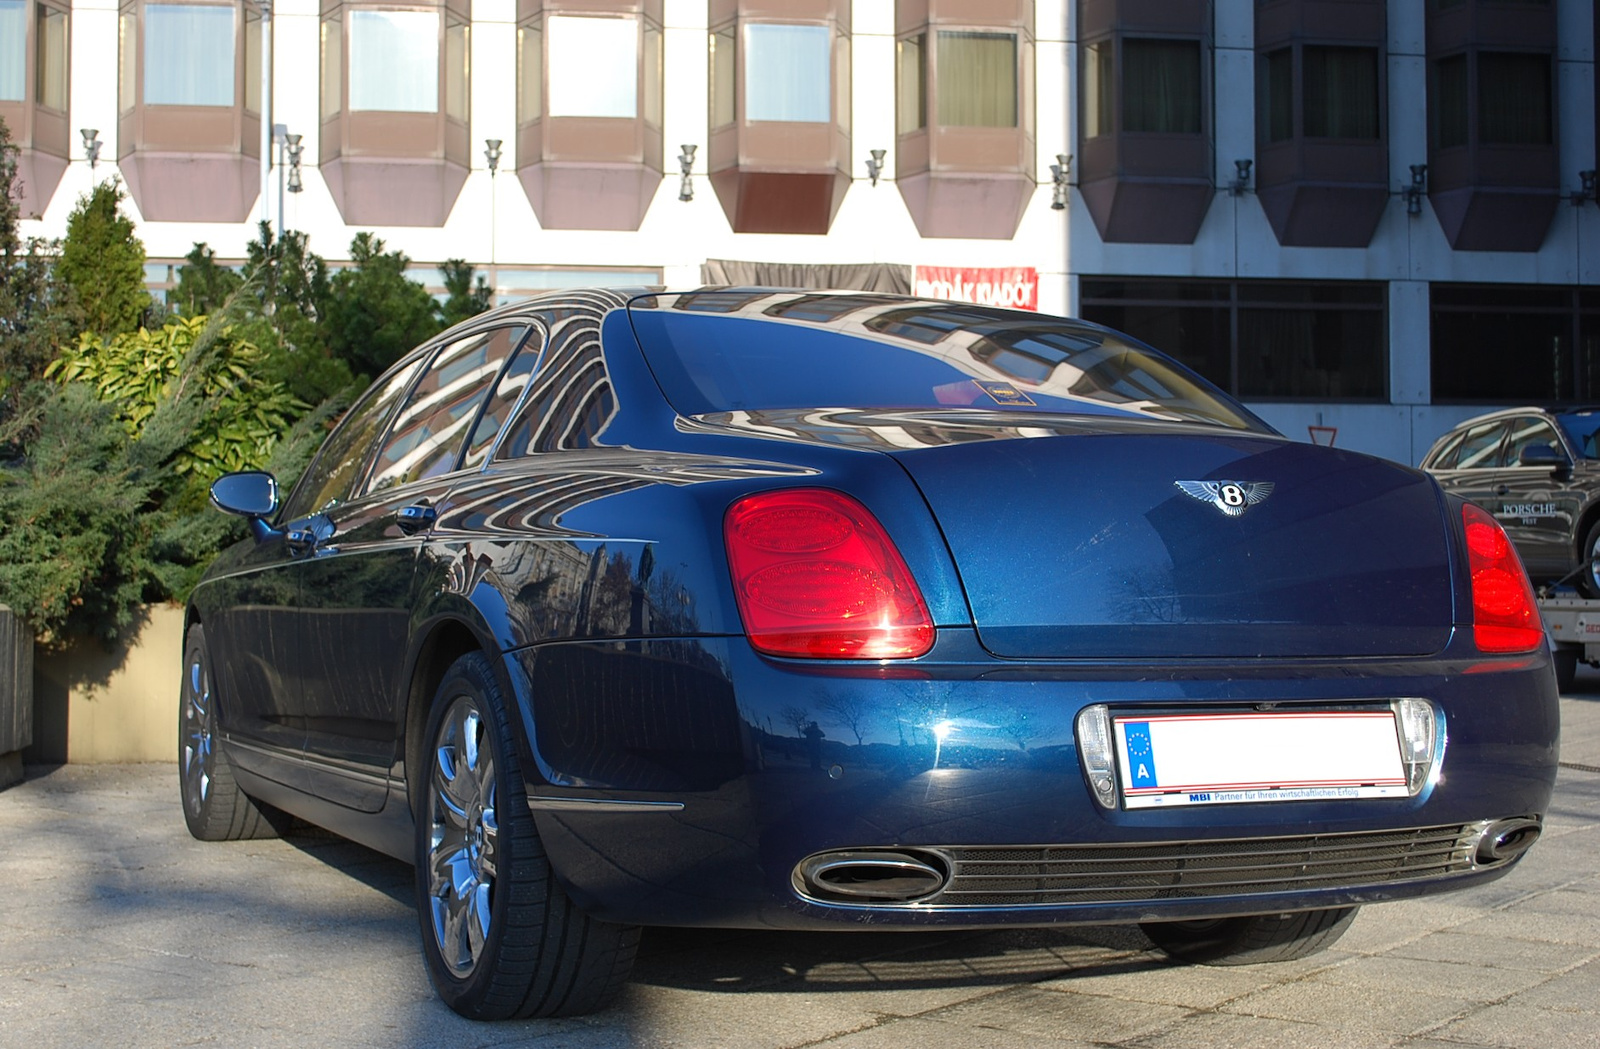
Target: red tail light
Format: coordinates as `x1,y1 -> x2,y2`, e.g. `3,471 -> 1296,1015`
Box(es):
1462,504 -> 1543,653
724,489 -> 935,659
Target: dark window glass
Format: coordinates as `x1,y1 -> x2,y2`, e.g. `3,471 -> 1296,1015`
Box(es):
631,307 -> 1262,431
1082,279 -> 1388,401
1434,54 -> 1468,148
497,310 -> 617,457
1237,307 -> 1384,399
367,327 -> 527,492
281,357 -> 426,519
1431,291 -> 1574,401
671,290 -> 773,313
1556,410 -> 1600,459
1304,46 -> 1378,139
1448,420 -> 1509,470
1480,52 -> 1551,145
1504,416 -> 1562,464
1078,303 -> 1231,391
1259,47 -> 1292,143
460,326 -> 540,470
1123,38 -> 1201,134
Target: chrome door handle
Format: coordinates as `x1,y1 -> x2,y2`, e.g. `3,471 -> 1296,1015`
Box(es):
397,503 -> 438,535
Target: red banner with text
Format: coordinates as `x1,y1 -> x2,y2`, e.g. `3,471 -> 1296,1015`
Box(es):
912,266 -> 1039,311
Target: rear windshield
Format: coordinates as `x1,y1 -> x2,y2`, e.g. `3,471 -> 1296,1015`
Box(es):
627,303 -> 1265,432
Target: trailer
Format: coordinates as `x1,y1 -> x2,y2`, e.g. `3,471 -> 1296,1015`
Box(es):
1538,589 -> 1600,691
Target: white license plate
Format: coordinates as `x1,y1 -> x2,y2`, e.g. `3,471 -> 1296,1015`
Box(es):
1114,711 -> 1408,809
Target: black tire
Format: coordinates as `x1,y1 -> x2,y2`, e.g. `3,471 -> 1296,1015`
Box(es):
1554,644 -> 1580,693
415,652 -> 639,1020
1577,521 -> 1600,599
178,623 -> 288,841
1140,906 -> 1358,966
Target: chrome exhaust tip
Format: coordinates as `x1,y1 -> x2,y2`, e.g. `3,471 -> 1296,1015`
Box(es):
1472,817 -> 1543,866
795,850 -> 949,904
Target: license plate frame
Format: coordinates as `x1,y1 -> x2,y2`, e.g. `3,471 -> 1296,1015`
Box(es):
1113,710 -> 1409,809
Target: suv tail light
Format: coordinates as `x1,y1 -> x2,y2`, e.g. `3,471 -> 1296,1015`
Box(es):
724,489 -> 935,659
1462,503 -> 1542,654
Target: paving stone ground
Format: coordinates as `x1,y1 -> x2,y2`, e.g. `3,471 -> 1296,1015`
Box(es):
2,680 -> 1598,1049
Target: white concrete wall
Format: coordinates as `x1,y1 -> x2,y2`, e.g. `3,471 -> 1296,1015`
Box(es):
20,0 -> 1600,467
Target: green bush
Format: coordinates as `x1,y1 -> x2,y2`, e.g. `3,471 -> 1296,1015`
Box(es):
46,314 -> 306,480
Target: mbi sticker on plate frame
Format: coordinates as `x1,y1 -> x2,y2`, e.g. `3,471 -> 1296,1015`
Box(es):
1113,711 -> 1409,809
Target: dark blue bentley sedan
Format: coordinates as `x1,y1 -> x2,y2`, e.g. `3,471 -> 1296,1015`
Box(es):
182,289 -> 1559,1020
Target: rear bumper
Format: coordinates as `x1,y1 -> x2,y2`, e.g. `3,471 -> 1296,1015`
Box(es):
504,630 -> 1560,930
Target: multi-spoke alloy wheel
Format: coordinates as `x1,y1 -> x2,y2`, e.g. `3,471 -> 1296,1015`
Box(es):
413,652 -> 640,1020
426,695 -> 501,978
177,623 -> 284,841
180,646 -> 214,818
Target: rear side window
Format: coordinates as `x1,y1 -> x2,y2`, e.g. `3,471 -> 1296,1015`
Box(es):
366,325 -> 530,492
496,308 -> 618,458
1504,417 -> 1562,466
280,357 -> 427,520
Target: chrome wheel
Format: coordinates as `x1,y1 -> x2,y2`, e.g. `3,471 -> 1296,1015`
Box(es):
181,651 -> 213,816
426,694 -> 500,979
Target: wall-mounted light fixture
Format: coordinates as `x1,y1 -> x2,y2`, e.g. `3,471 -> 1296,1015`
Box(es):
484,139 -> 503,176
1227,158 -> 1252,197
285,134 -> 303,194
1050,153 -> 1072,210
1399,164 -> 1427,216
80,128 -> 102,170
678,144 -> 697,202
866,149 -> 887,187
1572,169 -> 1597,207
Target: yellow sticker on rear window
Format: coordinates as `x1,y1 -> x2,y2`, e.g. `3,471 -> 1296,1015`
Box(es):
974,380 -> 1036,407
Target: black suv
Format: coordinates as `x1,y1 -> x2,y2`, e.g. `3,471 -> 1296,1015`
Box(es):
1421,407 -> 1600,595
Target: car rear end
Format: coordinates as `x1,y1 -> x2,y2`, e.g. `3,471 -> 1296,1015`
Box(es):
519,295 -> 1560,933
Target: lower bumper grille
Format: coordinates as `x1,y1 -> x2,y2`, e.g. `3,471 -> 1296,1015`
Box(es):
930,823 -> 1485,908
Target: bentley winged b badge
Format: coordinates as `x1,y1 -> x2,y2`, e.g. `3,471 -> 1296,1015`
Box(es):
1175,479 -> 1275,517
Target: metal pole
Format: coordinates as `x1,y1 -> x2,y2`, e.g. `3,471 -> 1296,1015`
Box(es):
260,1 -> 272,233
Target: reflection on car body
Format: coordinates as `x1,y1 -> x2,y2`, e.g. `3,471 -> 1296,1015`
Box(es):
182,289 -> 1558,1021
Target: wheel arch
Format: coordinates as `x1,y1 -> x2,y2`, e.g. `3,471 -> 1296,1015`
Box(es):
401,616 -> 489,817
1575,499 -> 1600,563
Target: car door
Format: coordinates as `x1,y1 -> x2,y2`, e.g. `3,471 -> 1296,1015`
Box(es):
208,355 -> 427,792
293,323 -> 534,812
1497,415 -> 1579,577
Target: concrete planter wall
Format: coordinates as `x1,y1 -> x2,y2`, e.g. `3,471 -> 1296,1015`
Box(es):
1,605 -> 33,788
27,604 -> 183,765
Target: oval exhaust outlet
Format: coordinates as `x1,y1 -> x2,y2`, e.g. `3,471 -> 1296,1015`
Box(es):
796,851 -> 948,903
1473,817 -> 1542,865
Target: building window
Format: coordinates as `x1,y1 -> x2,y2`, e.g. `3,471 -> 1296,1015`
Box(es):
0,1 -> 23,101
1303,46 -> 1378,139
145,3 -> 235,106
1480,52 -> 1550,144
1084,39 -> 1111,137
709,24 -> 733,127
895,32 -> 924,133
1123,39 -> 1200,134
1258,47 -> 1291,143
1433,53 -> 1467,148
1432,285 -> 1600,402
936,30 -> 1017,128
547,15 -> 637,118
1080,279 -> 1387,401
744,23 -> 830,123
349,10 -> 438,112
516,21 -> 540,123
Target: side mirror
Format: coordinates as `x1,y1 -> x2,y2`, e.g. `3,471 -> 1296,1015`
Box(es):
210,471 -> 281,540
1518,444 -> 1570,476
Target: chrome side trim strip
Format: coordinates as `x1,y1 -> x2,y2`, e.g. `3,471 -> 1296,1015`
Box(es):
526,796 -> 685,813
